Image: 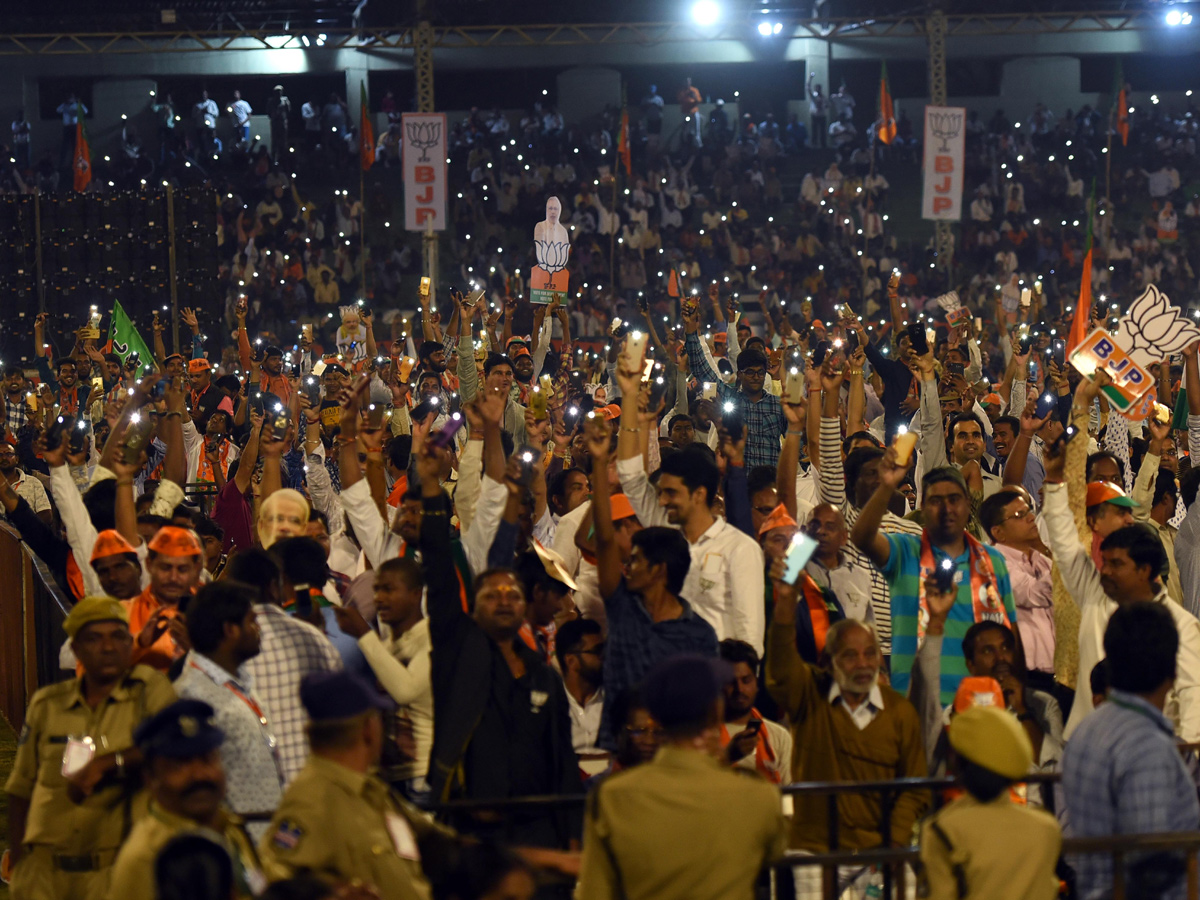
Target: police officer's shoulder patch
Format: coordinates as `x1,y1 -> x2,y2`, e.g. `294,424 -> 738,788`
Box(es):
272,819 -> 304,851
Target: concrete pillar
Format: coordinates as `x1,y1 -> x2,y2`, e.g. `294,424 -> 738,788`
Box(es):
805,42 -> 831,134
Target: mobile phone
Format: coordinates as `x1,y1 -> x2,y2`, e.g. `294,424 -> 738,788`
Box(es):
945,360 -> 965,377
366,403 -> 386,430
745,719 -> 763,736
411,395 -> 441,421
907,321 -> 929,356
46,415 -> 71,449
272,407 -> 291,435
722,399 -> 744,442
811,340 -> 831,366
1035,391 -> 1057,420
91,375 -> 104,391
701,382 -> 717,401
1027,360 -> 1037,378
1018,331 -> 1033,356
782,532 -> 819,585
302,323 -> 313,342
894,426 -> 918,466
1052,424 -> 1080,452
419,276 -> 431,297
430,412 -> 465,448
514,447 -> 538,486
122,414 -> 155,465
529,386 -> 548,419
648,374 -> 668,408
844,330 -> 859,354
562,404 -> 582,432
398,357 -> 417,382
622,331 -> 648,371
610,317 -> 628,339
933,557 -> 957,593
69,418 -> 90,454
1053,339 -> 1066,367
303,376 -> 321,405
784,366 -> 805,404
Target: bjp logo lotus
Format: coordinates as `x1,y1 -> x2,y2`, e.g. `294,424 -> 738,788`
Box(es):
406,120 -> 441,163
1118,284 -> 1200,366
535,240 -> 571,274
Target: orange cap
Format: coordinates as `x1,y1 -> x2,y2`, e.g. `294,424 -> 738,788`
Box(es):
953,676 -> 1005,714
1085,481 -> 1137,509
758,503 -> 798,537
91,529 -> 137,562
713,331 -> 728,343
187,358 -> 212,374
600,404 -> 622,421
610,493 -> 637,522
147,526 -> 203,558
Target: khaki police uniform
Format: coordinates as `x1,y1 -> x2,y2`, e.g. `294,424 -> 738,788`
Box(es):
106,802 -> 268,900
577,746 -> 787,900
917,793 -> 1061,900
259,754 -> 457,900
4,664 -> 175,900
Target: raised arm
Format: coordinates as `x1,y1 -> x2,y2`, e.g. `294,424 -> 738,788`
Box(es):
850,444 -> 908,569
233,410 -> 263,496
587,417 -> 623,601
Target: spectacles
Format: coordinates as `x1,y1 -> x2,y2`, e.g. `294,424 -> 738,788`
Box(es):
999,505 -> 1034,523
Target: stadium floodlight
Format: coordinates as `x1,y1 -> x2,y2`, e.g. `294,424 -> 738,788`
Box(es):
774,22 -> 783,33
757,20 -> 772,35
1165,8 -> 1192,25
692,0 -> 720,26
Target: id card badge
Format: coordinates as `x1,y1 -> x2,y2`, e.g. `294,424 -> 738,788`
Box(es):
62,736 -> 95,777
385,810 -> 421,861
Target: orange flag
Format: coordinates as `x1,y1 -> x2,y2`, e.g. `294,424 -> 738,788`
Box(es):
667,267 -> 681,298
1116,85 -> 1129,147
359,81 -> 375,171
73,119 -> 91,192
1067,184 -> 1096,354
878,62 -> 896,145
617,108 -> 631,177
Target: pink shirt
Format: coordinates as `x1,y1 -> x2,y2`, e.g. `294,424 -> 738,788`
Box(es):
995,543 -> 1055,674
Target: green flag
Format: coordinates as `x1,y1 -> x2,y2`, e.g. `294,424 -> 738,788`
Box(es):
107,299 -> 155,373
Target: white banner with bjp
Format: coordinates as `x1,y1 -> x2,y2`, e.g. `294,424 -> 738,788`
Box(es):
921,105 -> 966,221
402,112 -> 448,231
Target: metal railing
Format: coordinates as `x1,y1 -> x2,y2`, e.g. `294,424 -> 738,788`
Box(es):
0,522 -> 73,731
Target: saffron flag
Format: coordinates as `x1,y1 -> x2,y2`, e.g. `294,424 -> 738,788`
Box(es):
1115,60 -> 1129,148
1067,183 -> 1096,355
617,108 -> 631,177
360,81 -> 375,171
107,299 -> 155,373
667,267 -> 681,298
877,61 -> 896,145
73,118 -> 91,192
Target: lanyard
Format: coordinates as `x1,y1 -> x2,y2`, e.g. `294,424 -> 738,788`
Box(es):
189,661 -> 284,783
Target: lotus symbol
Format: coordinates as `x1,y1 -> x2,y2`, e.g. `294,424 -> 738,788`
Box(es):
406,120 -> 441,163
1118,284 -> 1200,365
535,240 -> 571,274
929,110 -> 963,153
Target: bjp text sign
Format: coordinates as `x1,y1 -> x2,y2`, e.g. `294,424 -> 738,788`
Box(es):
402,113 -> 447,231
921,106 -> 966,221
1068,328 -> 1154,414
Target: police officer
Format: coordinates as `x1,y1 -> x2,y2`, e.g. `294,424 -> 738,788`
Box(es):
259,670 -> 461,899
577,655 -> 787,900
4,596 -> 175,900
106,699 -> 271,900
917,706 -> 1061,900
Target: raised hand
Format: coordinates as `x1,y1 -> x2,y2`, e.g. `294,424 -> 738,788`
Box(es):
583,413 -> 611,464
180,307 -> 199,330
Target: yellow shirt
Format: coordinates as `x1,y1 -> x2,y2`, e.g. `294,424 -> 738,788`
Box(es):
259,754 -> 457,900
106,803 -> 267,900
5,665 -> 176,851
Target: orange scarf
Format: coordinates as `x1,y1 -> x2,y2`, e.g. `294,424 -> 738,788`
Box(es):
719,710 -> 780,784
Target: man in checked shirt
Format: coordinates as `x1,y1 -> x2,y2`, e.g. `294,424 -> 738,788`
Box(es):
682,303 -> 786,470
1,365 -> 30,440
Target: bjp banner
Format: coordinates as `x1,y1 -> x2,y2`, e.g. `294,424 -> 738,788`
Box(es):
921,105 -> 966,221
402,113 -> 447,231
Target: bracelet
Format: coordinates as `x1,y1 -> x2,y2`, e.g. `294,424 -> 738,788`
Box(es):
163,411 -> 182,419
846,369 -> 863,376
787,429 -> 805,436
621,427 -> 642,434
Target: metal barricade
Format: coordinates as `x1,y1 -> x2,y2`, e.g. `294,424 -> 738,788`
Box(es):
0,522 -> 72,731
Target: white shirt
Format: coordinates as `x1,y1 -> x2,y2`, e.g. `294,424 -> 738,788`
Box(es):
727,718 -> 793,783
566,685 -> 605,756
553,499 -> 604,628
617,456 -> 766,655
357,619 -> 433,783
806,554 -> 875,624
1043,483 -> 1200,741
7,470 -> 50,516
231,99 -> 252,125
828,681 -> 885,731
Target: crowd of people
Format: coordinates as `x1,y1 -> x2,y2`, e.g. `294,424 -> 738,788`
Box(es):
5,69 -> 1200,900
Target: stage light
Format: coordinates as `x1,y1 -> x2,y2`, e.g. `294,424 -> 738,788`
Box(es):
692,0 -> 720,26
774,22 -> 783,33
758,21 -> 772,35
1167,9 -> 1183,25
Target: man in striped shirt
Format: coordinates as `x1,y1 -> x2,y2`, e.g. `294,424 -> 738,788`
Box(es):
815,414 -> 922,659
